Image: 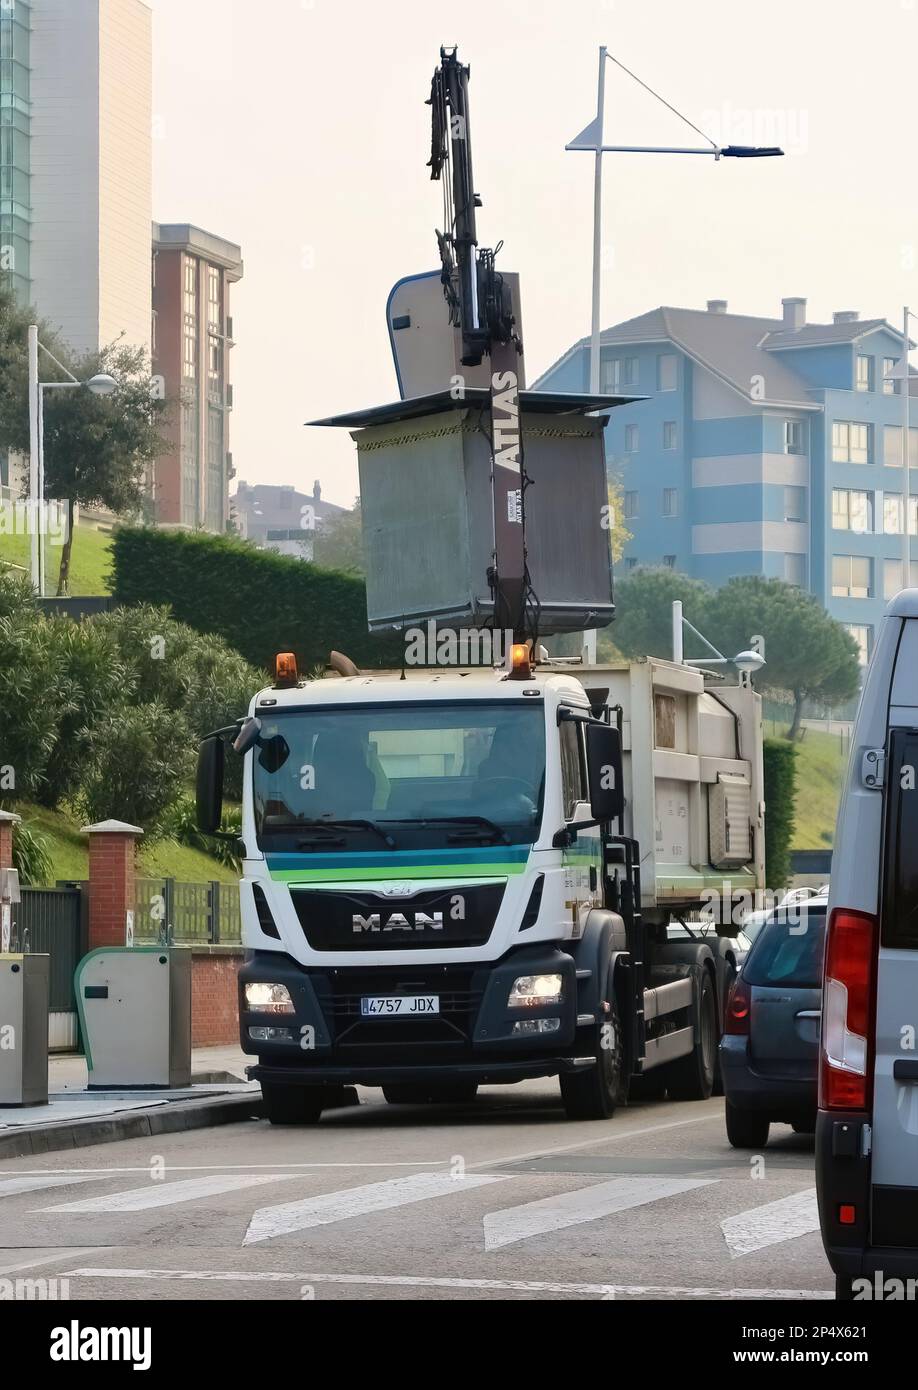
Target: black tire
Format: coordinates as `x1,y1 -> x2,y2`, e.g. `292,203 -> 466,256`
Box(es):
382,1083 -> 478,1105
560,983 -> 626,1121
261,1082 -> 325,1126
711,963 -> 735,1097
725,1100 -> 770,1148
665,970 -> 718,1101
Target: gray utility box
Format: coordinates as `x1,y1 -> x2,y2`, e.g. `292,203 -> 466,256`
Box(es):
75,947 -> 191,1089
311,389 -> 640,636
0,954 -> 49,1106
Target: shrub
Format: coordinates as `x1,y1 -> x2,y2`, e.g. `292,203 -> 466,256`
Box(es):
0,570 -> 35,619
0,610 -> 74,801
163,795 -> 242,872
763,737 -> 797,890
76,703 -> 194,835
110,526 -> 403,671
11,820 -> 55,887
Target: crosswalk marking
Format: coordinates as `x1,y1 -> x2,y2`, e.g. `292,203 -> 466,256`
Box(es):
243,1172 -> 509,1245
721,1188 -> 820,1258
483,1174 -> 716,1251
63,1267 -> 835,1300
36,1172 -> 298,1214
0,1174 -> 108,1199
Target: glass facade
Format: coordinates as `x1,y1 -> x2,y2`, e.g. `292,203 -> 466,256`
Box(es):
0,0 -> 30,302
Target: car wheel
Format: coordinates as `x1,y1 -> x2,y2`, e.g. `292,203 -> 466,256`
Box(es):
725,1100 -> 770,1148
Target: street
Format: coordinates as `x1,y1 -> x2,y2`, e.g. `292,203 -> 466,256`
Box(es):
0,1084 -> 832,1301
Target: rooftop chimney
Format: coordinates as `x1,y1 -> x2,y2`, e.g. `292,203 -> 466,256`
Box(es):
782,297 -> 806,331
833,310 -> 859,324
313,480 -> 322,502
707,299 -> 728,314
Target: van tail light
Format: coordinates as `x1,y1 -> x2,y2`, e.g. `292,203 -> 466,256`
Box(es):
725,976 -> 751,1036
820,908 -> 877,1111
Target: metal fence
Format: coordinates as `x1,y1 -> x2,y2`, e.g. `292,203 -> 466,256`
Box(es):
133,878 -> 241,944
14,885 -> 85,1050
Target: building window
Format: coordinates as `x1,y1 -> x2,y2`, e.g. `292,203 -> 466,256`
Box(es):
601,355 -> 638,392
784,553 -> 806,586
623,490 -> 639,519
207,265 -> 222,332
784,485 -> 806,522
883,357 -> 899,395
784,420 -> 804,454
657,354 -> 677,391
882,425 -> 918,468
846,624 -> 872,666
832,554 -> 872,598
884,494 -> 904,535
662,488 -> 678,517
207,335 -> 223,405
663,420 -> 677,450
832,488 -> 871,532
625,424 -> 639,452
856,355 -> 873,392
884,558 -> 918,599
663,554 -> 676,569
832,420 -> 870,463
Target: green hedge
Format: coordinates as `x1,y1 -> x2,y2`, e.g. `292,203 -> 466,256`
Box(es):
763,737 -> 797,890
110,527 -> 403,671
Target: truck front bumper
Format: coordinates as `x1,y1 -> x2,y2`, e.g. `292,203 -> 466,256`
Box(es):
240,945 -> 585,1088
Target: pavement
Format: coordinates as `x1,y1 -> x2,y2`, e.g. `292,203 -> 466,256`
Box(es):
0,1077 -> 835,1301
0,1046 -> 260,1159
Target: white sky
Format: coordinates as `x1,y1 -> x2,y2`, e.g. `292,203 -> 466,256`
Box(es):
150,0 -> 918,506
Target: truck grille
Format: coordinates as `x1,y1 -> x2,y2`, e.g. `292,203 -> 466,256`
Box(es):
313,965 -> 486,1047
291,884 -> 504,951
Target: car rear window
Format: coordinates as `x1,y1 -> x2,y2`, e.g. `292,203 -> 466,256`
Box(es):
882,728 -> 918,950
742,908 -> 827,988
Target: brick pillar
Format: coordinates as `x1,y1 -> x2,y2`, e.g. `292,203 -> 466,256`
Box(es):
0,810 -> 19,873
81,819 -> 144,949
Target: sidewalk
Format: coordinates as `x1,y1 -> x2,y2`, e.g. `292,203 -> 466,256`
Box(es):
0,1045 -> 261,1160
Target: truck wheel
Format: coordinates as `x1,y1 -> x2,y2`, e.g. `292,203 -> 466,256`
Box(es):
382,1083 -> 478,1105
711,963 -> 735,1097
664,970 -> 717,1101
261,1082 -> 325,1126
725,1101 -> 770,1148
560,988 -> 625,1121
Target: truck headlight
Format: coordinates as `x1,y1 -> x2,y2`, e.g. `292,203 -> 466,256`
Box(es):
244,982 -> 295,1015
508,973 -> 563,1007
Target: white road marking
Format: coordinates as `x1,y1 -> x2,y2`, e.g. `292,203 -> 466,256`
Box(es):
721,1188 -> 820,1258
63,1267 -> 834,1299
36,1172 -> 298,1214
0,1173 -> 109,1198
0,1248 -> 104,1277
243,1173 -> 509,1245
484,1174 -> 716,1251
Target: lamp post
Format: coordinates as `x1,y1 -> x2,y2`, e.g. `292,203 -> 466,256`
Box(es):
883,307 -> 914,591
566,49 -> 785,396
27,324 -> 118,596
672,601 -> 765,686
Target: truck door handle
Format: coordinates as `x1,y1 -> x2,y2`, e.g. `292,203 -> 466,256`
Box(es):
795,1009 -> 821,1019
893,1060 -> 918,1082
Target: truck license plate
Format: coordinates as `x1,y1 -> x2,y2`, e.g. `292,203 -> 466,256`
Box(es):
360,995 -> 440,1017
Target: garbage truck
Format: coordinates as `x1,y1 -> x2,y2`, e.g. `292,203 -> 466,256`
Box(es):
194,45 -> 765,1124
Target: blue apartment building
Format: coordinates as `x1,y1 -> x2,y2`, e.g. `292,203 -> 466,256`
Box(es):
536,298 -> 917,665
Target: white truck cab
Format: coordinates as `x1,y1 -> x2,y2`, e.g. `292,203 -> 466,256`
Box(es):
817,588 -> 918,1296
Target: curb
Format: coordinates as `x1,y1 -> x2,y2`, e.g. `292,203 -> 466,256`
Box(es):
0,1093 -> 264,1160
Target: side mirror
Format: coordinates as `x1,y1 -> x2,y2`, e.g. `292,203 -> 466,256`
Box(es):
196,735 -> 225,834
586,722 -> 624,824
233,716 -> 262,755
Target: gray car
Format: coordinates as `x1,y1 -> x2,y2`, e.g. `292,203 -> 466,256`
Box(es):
720,899 -> 827,1148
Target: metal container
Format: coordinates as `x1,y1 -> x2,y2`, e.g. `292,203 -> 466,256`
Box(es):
0,954 -> 49,1106
75,947 -> 192,1089
312,390 -> 630,636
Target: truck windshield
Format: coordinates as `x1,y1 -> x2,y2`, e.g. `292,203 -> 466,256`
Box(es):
252,701 -> 546,850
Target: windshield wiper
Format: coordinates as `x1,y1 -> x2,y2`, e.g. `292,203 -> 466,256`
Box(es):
293,818 -> 397,849
408,815 -> 511,845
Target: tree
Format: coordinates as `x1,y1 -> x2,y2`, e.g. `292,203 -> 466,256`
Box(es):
310,497 -> 365,575
607,471 -> 632,565
76,703 -> 194,835
42,342 -> 168,594
608,567 -> 714,662
703,576 -> 861,739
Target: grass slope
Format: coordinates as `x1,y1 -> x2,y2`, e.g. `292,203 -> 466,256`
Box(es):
0,521 -> 113,596
14,801 -> 237,885
769,727 -> 848,850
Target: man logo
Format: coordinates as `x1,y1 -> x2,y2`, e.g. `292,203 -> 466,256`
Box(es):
376,883 -> 416,897
352,912 -> 444,933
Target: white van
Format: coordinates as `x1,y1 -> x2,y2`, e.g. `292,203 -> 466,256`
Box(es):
817,590 -> 918,1299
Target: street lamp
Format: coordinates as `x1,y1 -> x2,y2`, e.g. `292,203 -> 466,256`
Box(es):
566,48 -> 785,395
672,600 -> 765,686
28,325 -> 119,596
882,307 -> 915,593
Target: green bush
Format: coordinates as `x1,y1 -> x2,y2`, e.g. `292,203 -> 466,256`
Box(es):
76,702 -> 194,835
11,820 -> 55,886
763,737 -> 797,890
163,795 -> 242,872
110,526 -> 403,671
0,570 -> 35,619
0,609 -> 74,801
